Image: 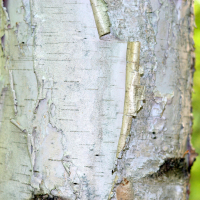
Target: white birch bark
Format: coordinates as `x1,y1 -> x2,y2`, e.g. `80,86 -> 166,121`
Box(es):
0,0 -> 194,199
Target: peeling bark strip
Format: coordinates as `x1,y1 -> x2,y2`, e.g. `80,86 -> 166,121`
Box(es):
116,115 -> 132,158
9,70 -> 17,115
125,42 -> 145,116
116,42 -> 145,158
90,0 -> 110,37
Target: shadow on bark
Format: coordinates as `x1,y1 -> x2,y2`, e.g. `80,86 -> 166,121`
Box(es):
31,195 -> 64,200
149,158 -> 189,179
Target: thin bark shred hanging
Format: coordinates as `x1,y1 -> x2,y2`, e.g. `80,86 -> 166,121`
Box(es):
9,70 -> 18,115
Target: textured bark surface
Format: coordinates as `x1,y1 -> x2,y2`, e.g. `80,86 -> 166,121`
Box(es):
0,0 -> 194,199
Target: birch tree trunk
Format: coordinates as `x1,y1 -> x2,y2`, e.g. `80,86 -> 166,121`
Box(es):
0,0 -> 194,199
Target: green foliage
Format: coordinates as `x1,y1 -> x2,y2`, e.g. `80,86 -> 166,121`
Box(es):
190,1 -> 200,200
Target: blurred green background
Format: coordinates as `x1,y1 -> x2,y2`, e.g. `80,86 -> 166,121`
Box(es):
190,0 -> 200,199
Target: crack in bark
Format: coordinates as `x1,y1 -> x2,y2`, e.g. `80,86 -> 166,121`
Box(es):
32,194 -> 64,200
148,158 -> 188,179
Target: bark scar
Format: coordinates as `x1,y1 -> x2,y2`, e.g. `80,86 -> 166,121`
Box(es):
116,178 -> 134,200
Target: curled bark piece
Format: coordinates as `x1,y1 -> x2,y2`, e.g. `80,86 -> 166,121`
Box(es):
116,115 -> 132,158
10,119 -> 26,132
116,42 -> 145,158
116,178 -> 134,200
124,76 -> 145,116
90,0 -> 110,37
124,42 -> 145,116
126,42 -> 140,65
10,118 -> 34,168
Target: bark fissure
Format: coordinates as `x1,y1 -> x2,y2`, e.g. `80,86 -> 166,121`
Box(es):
148,158 -> 188,179
32,194 -> 63,200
